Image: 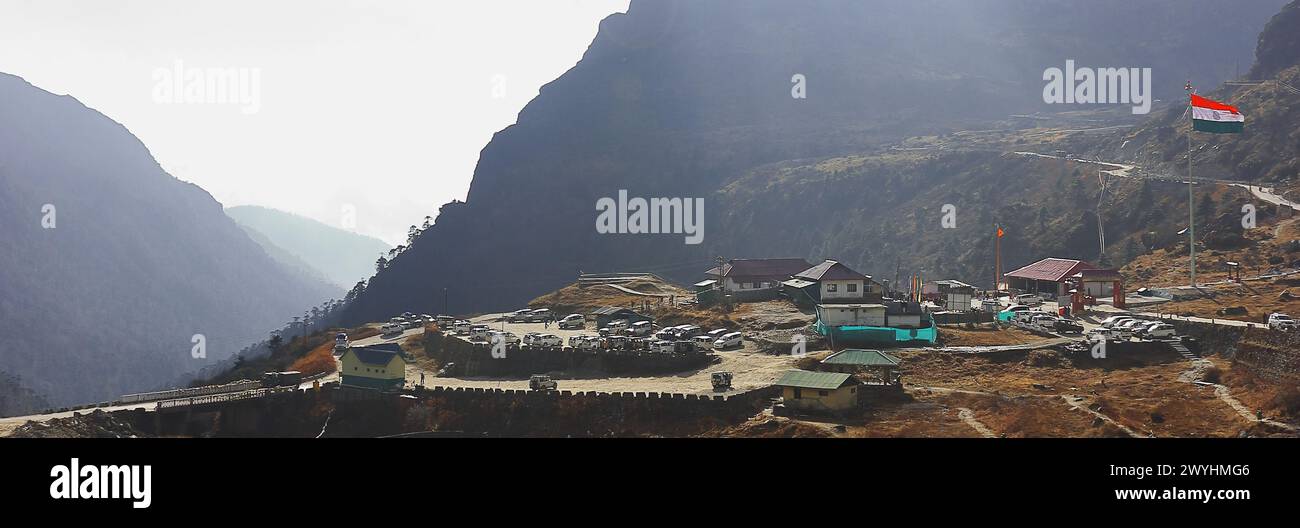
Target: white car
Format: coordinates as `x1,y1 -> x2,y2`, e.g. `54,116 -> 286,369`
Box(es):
470,326 -> 491,341
1031,314 -> 1058,327
536,334 -> 562,347
380,323 -> 403,335
1268,313 -> 1297,331
706,328 -> 729,340
453,320 -> 472,334
980,299 -> 1001,312
1015,294 -> 1043,307
558,314 -> 585,329
1144,323 -> 1177,339
650,340 -> 676,354
692,335 -> 715,351
489,331 -> 520,346
625,320 -> 654,336
1100,315 -> 1134,328
713,332 -> 742,350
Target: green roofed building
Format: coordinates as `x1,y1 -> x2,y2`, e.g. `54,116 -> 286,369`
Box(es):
774,369 -> 861,413
820,349 -> 902,385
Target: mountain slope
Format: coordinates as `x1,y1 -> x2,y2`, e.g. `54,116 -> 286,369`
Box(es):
1092,0 -> 1300,191
344,0 -> 1286,321
226,205 -> 390,290
0,73 -> 336,407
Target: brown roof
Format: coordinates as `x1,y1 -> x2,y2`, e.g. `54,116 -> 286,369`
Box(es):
1005,258 -> 1096,282
795,260 -> 870,281
708,258 -> 813,280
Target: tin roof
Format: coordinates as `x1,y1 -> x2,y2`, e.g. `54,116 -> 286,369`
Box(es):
821,349 -> 900,367
1004,258 -> 1096,282
709,258 -> 814,280
775,369 -> 855,390
795,260 -> 870,281
348,345 -> 405,366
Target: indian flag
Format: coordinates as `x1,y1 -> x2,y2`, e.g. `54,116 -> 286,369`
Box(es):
1191,94 -> 1244,133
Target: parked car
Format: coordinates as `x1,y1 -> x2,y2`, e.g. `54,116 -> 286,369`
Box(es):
334,332 -> 350,350
1053,319 -> 1085,334
676,325 -> 703,339
402,318 -> 422,329
706,328 -> 729,340
713,331 -> 743,349
605,319 -> 629,333
625,320 -> 654,336
1143,323 -> 1177,339
436,315 -> 455,326
692,335 -> 715,351
527,309 -> 554,323
1100,315 -> 1134,328
979,299 -> 1001,312
1268,313 -> 1297,331
507,309 -> 533,323
380,322 -> 404,335
453,320 -> 471,334
536,334 -> 562,347
470,325 -> 491,341
522,332 -> 543,346
491,331 -> 520,346
650,340 -> 676,354
529,375 -> 557,391
1015,294 -> 1043,307
558,314 -> 585,329
1031,314 -> 1058,328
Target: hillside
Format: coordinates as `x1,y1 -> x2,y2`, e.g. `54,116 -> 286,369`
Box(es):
0,72 -> 337,408
226,205 -> 391,290
342,0 -> 1285,322
1091,0 -> 1300,191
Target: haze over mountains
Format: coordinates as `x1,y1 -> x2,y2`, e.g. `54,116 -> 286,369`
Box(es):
226,205 -> 391,290
0,72 -> 336,411
341,0 -> 1289,323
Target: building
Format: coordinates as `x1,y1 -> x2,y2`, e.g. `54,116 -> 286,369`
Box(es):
816,303 -> 886,327
590,306 -> 653,328
703,258 -> 813,297
925,280 -> 975,311
775,369 -> 862,413
339,343 -> 406,391
820,349 -> 901,385
784,259 -> 882,305
1003,258 -> 1098,299
814,299 -> 936,345
1068,268 -> 1126,310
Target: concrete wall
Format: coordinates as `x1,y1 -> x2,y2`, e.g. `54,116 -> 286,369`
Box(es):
426,333 -> 713,378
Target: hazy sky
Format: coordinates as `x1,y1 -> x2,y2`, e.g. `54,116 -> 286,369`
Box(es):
0,0 -> 630,245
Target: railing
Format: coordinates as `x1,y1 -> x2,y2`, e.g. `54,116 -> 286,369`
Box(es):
154,386 -> 296,410
119,380 -> 263,405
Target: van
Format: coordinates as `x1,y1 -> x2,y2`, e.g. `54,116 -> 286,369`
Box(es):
470,325 -> 490,341
558,314 -> 585,329
713,332 -> 742,349
453,320 -> 472,334
677,325 -> 703,339
650,340 -> 675,354
626,320 -> 653,336
606,319 -> 629,333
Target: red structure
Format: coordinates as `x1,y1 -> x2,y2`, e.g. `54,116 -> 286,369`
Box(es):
1069,268 -> 1125,313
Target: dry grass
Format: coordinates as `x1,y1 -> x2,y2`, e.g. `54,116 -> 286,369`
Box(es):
289,342 -> 337,377
936,324 -> 1045,347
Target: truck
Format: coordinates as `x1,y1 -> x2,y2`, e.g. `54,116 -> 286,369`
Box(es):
529,375 -> 557,391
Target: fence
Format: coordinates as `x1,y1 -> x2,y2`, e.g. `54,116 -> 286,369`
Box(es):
154,386 -> 296,410
118,379 -> 263,405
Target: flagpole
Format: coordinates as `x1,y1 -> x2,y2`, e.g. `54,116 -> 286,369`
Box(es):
1187,82 -> 1196,288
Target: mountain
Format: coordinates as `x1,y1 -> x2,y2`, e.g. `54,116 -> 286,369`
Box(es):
0,72 -> 337,409
226,205 -> 391,290
342,0 -> 1286,321
1091,0 -> 1300,191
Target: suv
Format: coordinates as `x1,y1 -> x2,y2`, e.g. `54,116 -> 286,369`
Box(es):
558,314 -> 585,329
625,320 -> 653,336
507,309 -> 533,323
529,375 -> 557,391
713,332 -> 742,350
1268,313 -> 1297,331
527,309 -> 553,323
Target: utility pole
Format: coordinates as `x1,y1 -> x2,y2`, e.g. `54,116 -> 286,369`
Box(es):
443,287 -> 448,316
715,255 -> 727,309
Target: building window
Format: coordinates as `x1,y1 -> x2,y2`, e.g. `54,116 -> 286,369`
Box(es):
793,388 -> 802,399
827,283 -> 838,292
847,283 -> 858,293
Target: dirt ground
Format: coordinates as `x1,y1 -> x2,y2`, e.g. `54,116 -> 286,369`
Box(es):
935,323 -> 1046,347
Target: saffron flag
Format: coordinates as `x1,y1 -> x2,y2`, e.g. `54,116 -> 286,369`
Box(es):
997,227 -> 1004,238
1191,94 -> 1244,134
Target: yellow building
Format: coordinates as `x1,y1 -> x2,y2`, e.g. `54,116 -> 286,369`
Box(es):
775,369 -> 861,413
339,344 -> 406,390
